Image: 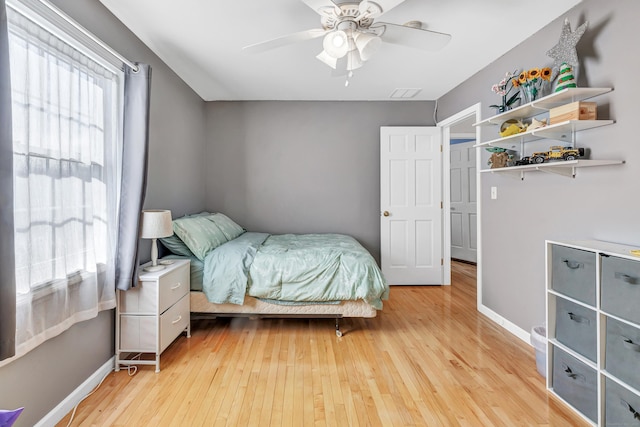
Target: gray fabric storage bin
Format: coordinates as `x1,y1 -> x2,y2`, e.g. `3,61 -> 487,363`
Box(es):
551,245 -> 596,306
555,297 -> 597,362
606,317 -> 640,391
552,346 -> 598,423
605,377 -> 640,426
602,255 -> 640,324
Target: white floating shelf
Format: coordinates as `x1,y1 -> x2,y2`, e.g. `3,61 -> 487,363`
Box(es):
474,119 -> 615,148
474,87 -> 613,126
480,159 -> 625,179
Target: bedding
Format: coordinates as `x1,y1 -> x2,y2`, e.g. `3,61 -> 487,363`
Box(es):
163,254 -> 204,291
160,213 -> 389,317
202,232 -> 388,309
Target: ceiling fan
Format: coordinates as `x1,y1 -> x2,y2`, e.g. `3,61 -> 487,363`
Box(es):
243,0 -> 452,83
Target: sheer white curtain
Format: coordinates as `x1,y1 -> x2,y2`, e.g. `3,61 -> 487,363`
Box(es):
7,8 -> 119,357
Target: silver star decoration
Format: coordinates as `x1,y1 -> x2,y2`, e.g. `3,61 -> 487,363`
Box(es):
546,18 -> 588,69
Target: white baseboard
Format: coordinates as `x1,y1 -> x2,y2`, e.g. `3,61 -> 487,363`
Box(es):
478,303 -> 531,346
35,357 -> 115,427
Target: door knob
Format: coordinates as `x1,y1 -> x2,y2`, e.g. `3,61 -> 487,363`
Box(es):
383,211 -> 390,217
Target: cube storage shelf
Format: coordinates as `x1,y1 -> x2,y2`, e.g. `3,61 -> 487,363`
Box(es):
546,240 -> 640,426
475,88 -> 623,179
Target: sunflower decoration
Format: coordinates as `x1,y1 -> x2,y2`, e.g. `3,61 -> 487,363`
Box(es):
519,67 -> 553,103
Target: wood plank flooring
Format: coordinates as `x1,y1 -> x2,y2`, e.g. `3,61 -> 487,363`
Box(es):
58,262 -> 587,426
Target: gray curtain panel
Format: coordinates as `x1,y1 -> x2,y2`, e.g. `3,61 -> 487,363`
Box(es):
115,64 -> 152,291
0,0 -> 16,361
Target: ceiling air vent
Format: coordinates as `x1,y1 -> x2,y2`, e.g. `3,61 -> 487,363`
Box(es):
390,88 -> 422,99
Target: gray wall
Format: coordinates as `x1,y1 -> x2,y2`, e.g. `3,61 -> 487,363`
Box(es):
437,0 -> 640,333
205,101 -> 435,262
0,1 -> 207,426
5,1 -> 635,424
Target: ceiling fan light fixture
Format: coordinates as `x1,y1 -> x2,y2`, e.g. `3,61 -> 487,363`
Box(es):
354,32 -> 381,61
332,33 -> 345,48
316,50 -> 338,69
323,30 -> 349,58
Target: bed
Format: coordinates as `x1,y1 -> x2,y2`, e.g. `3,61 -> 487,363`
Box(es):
159,212 -> 389,336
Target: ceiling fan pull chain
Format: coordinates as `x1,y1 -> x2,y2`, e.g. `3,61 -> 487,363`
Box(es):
345,70 -> 354,87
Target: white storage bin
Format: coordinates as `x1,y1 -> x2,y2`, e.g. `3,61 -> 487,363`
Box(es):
531,325 -> 547,377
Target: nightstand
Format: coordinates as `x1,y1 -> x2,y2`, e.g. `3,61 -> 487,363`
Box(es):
115,258 -> 191,373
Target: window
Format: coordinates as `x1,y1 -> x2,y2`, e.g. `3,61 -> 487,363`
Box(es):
6,4 -> 120,357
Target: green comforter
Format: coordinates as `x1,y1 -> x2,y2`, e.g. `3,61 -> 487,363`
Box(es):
202,232 -> 388,309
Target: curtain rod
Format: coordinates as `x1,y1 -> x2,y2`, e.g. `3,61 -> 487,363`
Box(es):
9,0 -> 139,72
38,0 -> 139,72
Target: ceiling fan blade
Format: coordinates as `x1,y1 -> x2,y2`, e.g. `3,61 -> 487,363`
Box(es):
243,29 -> 329,54
371,0 -> 407,16
301,0 -> 340,16
356,0 -> 379,20
357,0 -> 405,21
375,22 -> 451,51
358,0 -> 370,15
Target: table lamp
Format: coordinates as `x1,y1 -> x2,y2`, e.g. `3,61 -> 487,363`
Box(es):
140,209 -> 173,272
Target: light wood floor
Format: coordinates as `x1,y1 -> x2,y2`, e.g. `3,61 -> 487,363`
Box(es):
58,262 -> 587,426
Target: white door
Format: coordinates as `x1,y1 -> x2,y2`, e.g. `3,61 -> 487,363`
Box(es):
450,140 -> 477,263
380,126 -> 443,285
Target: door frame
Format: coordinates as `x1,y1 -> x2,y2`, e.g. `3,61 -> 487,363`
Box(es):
438,104 -> 482,304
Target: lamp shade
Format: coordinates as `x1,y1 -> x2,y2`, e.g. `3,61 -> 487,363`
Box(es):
323,30 -> 349,58
354,32 -> 381,61
316,50 -> 338,69
140,210 -> 173,239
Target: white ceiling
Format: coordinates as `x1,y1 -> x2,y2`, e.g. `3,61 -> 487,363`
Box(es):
98,0 -> 583,101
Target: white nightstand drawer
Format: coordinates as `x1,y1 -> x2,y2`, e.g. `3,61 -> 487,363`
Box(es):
119,261 -> 189,314
160,293 -> 189,353
119,281 -> 157,314
158,263 -> 189,314
119,315 -> 156,352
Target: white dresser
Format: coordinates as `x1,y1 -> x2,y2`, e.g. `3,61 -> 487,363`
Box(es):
546,240 -> 640,425
116,258 -> 191,373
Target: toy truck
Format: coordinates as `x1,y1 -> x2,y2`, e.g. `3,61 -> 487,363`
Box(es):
527,145 -> 585,164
